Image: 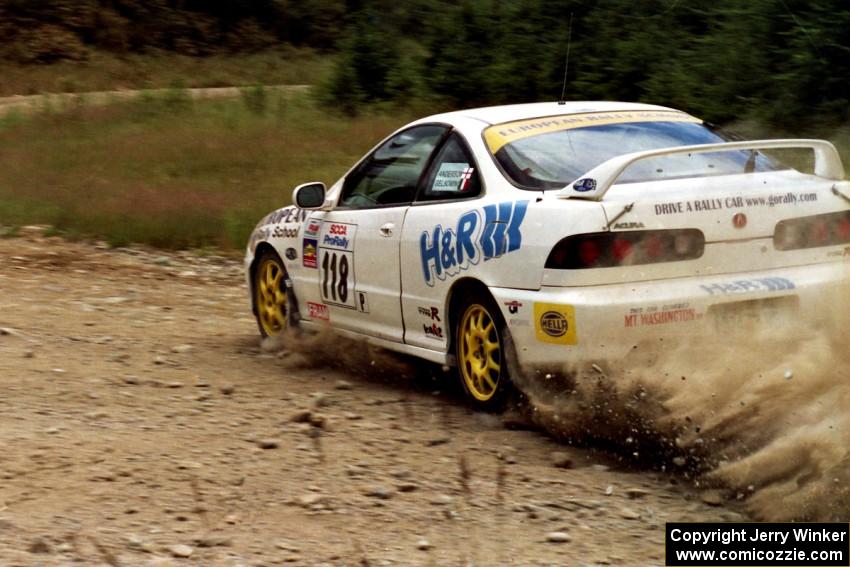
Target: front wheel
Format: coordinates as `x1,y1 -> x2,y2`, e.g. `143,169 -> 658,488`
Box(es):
253,249 -> 288,337
455,293 -> 513,410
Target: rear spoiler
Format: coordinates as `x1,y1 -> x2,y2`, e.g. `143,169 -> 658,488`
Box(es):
559,139 -> 845,201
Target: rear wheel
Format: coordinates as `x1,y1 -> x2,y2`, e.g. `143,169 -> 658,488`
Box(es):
455,292 -> 512,410
253,249 -> 288,337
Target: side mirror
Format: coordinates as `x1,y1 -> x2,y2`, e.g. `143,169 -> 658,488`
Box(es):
293,182 -> 326,210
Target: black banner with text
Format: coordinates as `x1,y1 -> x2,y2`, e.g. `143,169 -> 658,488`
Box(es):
666,523 -> 850,566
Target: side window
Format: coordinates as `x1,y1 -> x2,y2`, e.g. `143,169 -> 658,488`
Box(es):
340,125 -> 447,209
418,132 -> 482,202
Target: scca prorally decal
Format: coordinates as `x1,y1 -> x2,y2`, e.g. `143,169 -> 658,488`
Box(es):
420,200 -> 529,286
322,222 -> 355,251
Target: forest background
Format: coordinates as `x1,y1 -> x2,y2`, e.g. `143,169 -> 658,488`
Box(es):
1,0 -> 847,248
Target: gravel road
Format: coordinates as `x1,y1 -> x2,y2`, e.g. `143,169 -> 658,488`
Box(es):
0,230 -> 740,566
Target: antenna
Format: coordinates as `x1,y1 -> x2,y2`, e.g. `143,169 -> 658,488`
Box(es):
558,12 -> 574,105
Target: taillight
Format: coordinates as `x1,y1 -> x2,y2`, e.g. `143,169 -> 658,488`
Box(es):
643,234 -> 665,260
809,220 -> 830,246
579,240 -> 601,266
774,211 -> 850,251
545,229 -> 705,269
611,238 -> 633,262
837,216 -> 850,241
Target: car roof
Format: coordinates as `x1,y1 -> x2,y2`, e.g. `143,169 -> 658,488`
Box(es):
420,101 -> 680,127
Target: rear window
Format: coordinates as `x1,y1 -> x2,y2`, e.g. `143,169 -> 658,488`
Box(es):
484,110 -> 785,190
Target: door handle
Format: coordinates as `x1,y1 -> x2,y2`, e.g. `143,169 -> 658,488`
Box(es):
379,222 -> 394,237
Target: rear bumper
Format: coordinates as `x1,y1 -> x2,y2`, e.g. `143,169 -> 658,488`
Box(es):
491,262 -> 849,369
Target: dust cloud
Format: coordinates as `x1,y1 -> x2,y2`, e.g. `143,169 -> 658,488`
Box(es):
516,268 -> 850,521
265,274 -> 848,521
262,326 -> 418,382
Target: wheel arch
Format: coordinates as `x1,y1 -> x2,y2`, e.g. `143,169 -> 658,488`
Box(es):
250,242 -> 283,316
445,277 -> 498,364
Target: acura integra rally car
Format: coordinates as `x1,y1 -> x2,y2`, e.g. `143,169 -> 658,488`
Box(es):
246,102 -> 850,409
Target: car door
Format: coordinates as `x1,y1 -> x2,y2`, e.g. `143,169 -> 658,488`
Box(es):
308,124 -> 448,341
399,131 -> 486,350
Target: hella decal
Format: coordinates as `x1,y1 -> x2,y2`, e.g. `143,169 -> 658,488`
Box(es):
534,303 -> 577,345
420,200 -> 529,286
540,311 -> 567,337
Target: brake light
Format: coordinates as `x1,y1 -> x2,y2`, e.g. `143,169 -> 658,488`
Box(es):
612,238 -> 633,262
545,229 -> 705,269
809,220 -> 830,246
579,240 -> 601,266
835,216 -> 850,241
774,211 -> 850,251
643,234 -> 665,260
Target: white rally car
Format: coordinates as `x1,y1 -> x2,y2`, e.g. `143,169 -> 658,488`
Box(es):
246,102 -> 850,409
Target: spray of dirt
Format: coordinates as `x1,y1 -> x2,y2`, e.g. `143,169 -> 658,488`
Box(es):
261,269 -> 849,520
262,327 -> 419,383
516,269 -> 850,521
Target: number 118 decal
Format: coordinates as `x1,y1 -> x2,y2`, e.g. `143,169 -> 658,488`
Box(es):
319,249 -> 356,308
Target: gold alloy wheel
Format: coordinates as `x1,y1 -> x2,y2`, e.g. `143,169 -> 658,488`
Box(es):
458,303 -> 502,401
255,256 -> 287,336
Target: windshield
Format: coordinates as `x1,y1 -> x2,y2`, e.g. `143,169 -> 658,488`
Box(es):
484,111 -> 786,190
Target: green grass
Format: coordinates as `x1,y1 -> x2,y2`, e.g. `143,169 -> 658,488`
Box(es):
1,90 -> 846,252
0,48 -> 330,97
0,89 -> 417,249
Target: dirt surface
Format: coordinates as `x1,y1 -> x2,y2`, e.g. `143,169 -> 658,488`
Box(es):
0,230 -> 741,567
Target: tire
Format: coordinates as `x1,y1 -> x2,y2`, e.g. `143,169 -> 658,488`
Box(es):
454,291 -> 513,411
253,249 -> 289,338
